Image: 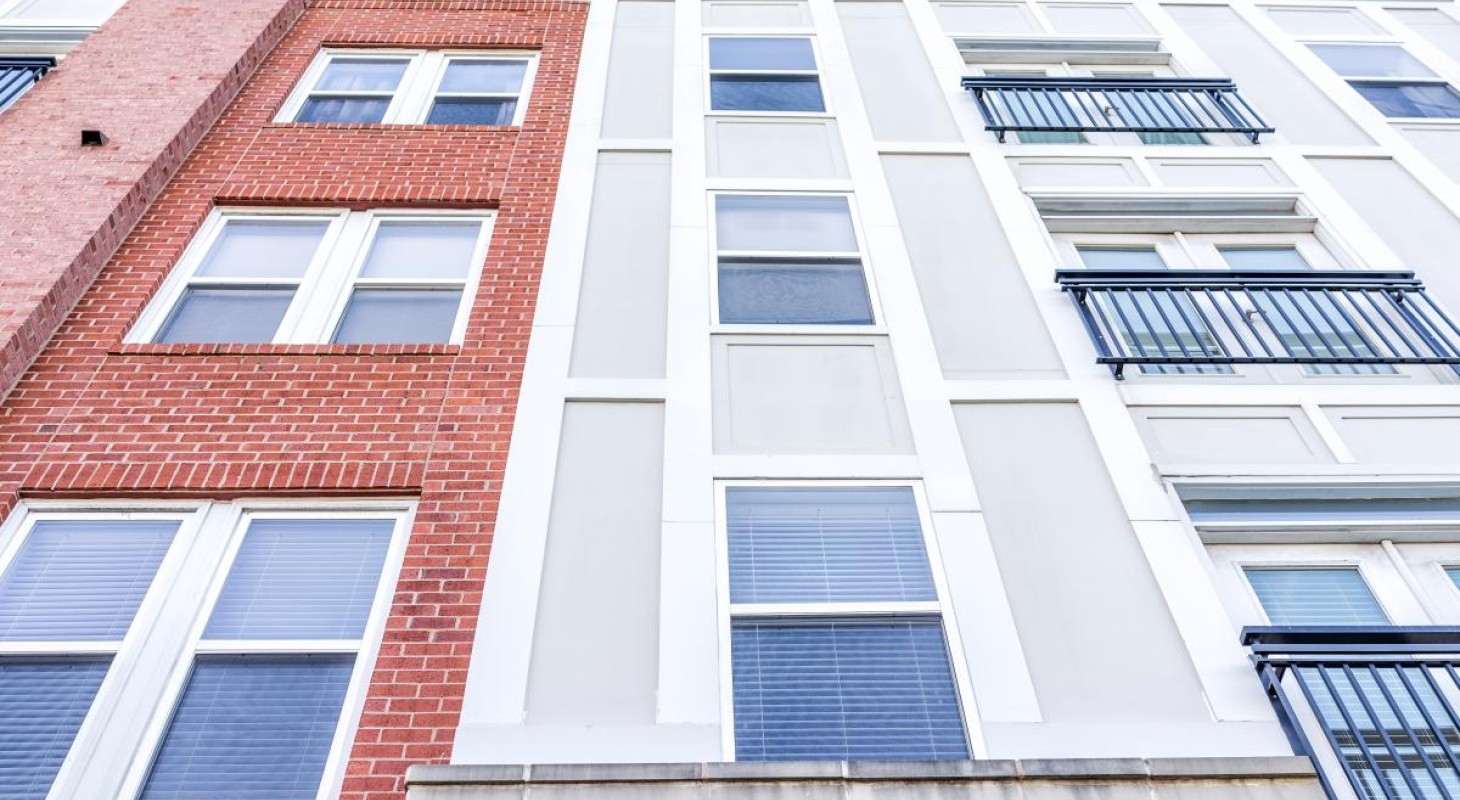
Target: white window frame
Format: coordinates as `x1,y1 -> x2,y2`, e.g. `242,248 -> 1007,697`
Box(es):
0,499 -> 414,800
126,207 -> 495,346
1305,40 -> 1460,123
713,480 -> 979,761
704,34 -> 832,117
275,49 -> 540,126
707,191 -> 884,332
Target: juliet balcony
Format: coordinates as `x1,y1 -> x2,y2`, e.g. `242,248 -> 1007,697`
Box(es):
960,76 -> 1273,143
1246,627 -> 1460,800
1055,270 -> 1460,379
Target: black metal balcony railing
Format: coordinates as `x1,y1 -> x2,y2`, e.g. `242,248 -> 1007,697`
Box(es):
1055,270 -> 1460,379
0,57 -> 55,113
959,76 -> 1274,143
1246,627 -> 1460,800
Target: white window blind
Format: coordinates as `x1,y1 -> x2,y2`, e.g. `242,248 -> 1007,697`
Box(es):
1245,568 -> 1389,625
204,519 -> 394,640
731,620 -> 969,761
0,520 -> 176,641
0,659 -> 111,800
727,486 -> 936,604
138,655 -> 356,800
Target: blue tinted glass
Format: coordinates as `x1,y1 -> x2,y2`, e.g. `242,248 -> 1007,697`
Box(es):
1311,44 -> 1434,78
314,58 -> 408,92
1017,131 -> 1085,144
732,620 -> 968,761
1245,568 -> 1389,625
426,98 -> 516,125
718,261 -> 873,324
0,521 -> 176,641
1220,247 -> 1309,270
709,37 -> 817,70
332,288 -> 463,345
1355,82 -> 1460,118
726,487 -> 934,603
156,287 -> 295,344
1076,247 -> 1166,270
710,75 -> 825,112
204,519 -> 394,640
716,195 -> 856,252
0,659 -> 111,800
140,655 -> 355,800
196,220 -> 328,280
296,97 -> 391,124
1139,132 -> 1205,145
438,60 -> 527,93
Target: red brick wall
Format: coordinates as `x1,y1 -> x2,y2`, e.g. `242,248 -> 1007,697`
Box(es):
0,1 -> 588,797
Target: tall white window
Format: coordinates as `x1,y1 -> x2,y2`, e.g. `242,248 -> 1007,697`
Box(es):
127,209 -> 493,346
712,194 -> 876,326
0,502 -> 410,800
277,50 -> 539,126
722,484 -> 970,761
707,37 -> 826,113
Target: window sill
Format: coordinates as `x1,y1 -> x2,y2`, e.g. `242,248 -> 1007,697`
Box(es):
110,343 -> 462,357
264,122 -> 523,133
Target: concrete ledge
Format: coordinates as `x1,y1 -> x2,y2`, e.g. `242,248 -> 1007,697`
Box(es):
406,756 -> 1318,788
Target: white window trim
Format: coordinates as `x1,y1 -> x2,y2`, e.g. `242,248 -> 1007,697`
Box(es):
275,49 -> 540,127
1304,40 -> 1460,123
704,34 -> 833,117
712,480 -> 982,761
707,190 -> 885,332
0,498 -> 415,800
126,207 -> 495,346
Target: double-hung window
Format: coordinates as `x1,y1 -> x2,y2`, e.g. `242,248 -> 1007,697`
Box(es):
1311,43 -> 1460,119
279,50 -> 538,126
708,37 -> 826,113
713,194 -> 875,326
0,502 -> 409,800
723,485 -> 970,761
128,209 -> 493,346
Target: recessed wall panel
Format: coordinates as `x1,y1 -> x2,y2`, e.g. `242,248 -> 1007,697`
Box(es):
703,0 -> 812,27
1327,406 -> 1460,464
837,2 -> 960,142
1151,159 -> 1291,188
1390,8 -> 1460,62
1266,7 -> 1383,36
1131,407 -> 1335,465
1043,3 -> 1153,34
953,403 -> 1209,723
569,152 -> 671,378
1395,126 -> 1460,182
600,1 -> 674,139
712,338 -> 914,454
884,154 -> 1065,378
933,1 -> 1041,32
1011,158 -> 1145,188
706,119 -> 849,179
526,402 -> 666,724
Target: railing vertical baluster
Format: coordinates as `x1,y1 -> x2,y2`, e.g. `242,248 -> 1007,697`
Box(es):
1389,665 -> 1460,800
1366,664 -> 1454,800
1180,287 -> 1226,358
1315,664 -> 1407,800
1142,288 -> 1196,359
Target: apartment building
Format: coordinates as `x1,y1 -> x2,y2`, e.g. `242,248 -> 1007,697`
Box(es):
0,1 -> 586,799
407,0 -> 1460,798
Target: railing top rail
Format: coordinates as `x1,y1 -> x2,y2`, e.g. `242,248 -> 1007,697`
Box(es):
961,76 -> 1239,90
1243,625 -> 1460,650
0,57 -> 56,71
1055,269 -> 1423,288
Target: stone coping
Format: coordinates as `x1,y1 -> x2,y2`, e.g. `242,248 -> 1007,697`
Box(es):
406,757 -> 1317,788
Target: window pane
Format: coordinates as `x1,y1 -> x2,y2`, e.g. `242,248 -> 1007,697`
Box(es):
438,59 -> 527,93
1311,44 -> 1435,78
195,220 -> 329,279
1017,131 -> 1085,144
1244,568 -> 1389,625
139,655 -> 355,800
426,98 -> 516,125
710,75 -> 825,112
732,620 -> 968,761
1076,247 -> 1166,270
296,97 -> 392,124
360,221 -> 482,279
205,519 -> 394,640
709,37 -> 817,71
314,58 -> 409,92
727,486 -> 936,604
332,288 -> 463,345
0,659 -> 111,800
1447,567 -> 1460,593
716,195 -> 856,253
1220,247 -> 1310,270
1139,132 -> 1205,145
1252,291 -> 1393,375
0,520 -> 175,641
1354,82 -> 1460,118
155,287 -> 295,344
718,260 -> 873,324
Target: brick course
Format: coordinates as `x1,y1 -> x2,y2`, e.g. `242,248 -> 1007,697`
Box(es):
0,1 -> 587,797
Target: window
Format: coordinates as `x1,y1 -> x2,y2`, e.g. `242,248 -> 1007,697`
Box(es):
723,485 -> 970,761
1218,246 -> 1310,270
1243,567 -> 1390,625
708,37 -> 825,113
279,50 -> 538,126
984,70 -> 1085,144
129,209 -> 493,346
0,57 -> 53,113
1311,43 -> 1460,119
1092,71 -> 1205,145
0,502 -> 409,800
714,194 -> 874,325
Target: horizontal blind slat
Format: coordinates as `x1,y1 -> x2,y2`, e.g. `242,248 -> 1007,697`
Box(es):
1244,568 -> 1389,625
0,659 -> 111,800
